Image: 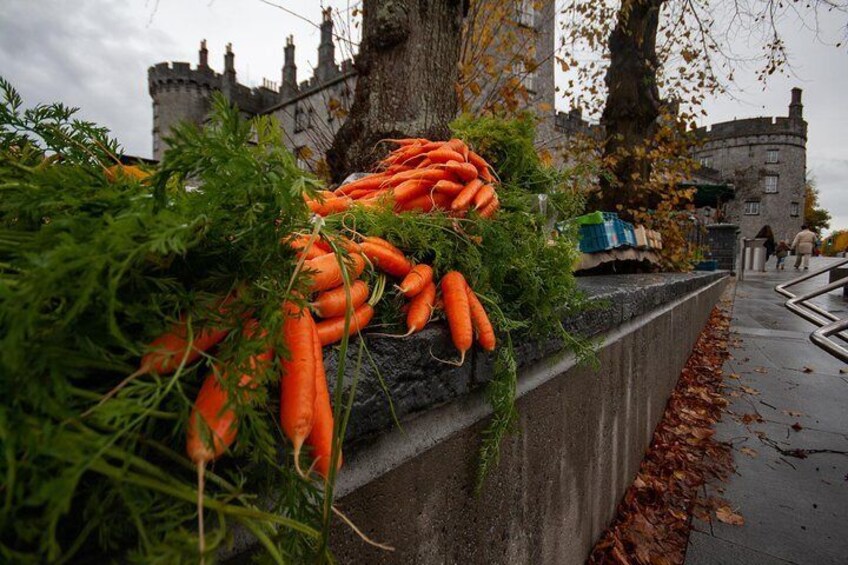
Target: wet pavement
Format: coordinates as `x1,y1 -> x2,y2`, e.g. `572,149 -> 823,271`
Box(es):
685,258 -> 848,565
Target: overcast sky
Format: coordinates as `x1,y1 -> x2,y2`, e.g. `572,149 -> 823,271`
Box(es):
1,0 -> 845,230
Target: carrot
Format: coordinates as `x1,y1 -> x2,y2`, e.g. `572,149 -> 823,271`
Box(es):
398,192 -> 452,212
433,179 -> 465,197
386,167 -> 451,185
316,303 -> 374,345
304,324 -> 340,480
187,323 -> 271,564
310,196 -> 352,216
334,174 -> 389,196
466,287 -> 496,351
406,281 -> 436,334
426,148 -> 465,164
382,138 -> 421,146
444,160 -> 479,182
363,236 -> 405,257
142,324 -> 229,375
288,235 -> 328,259
451,178 -> 484,212
468,151 -> 494,182
446,138 -> 469,160
398,264 -> 433,298
304,252 -> 366,292
393,178 -> 435,204
440,271 -> 473,364
478,195 -> 500,219
473,183 -> 495,210
360,241 -> 412,278
311,280 -> 369,318
279,301 -> 317,471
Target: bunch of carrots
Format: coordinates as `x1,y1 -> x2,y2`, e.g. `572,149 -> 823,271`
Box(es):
97,139 -> 500,559
304,138 -> 500,218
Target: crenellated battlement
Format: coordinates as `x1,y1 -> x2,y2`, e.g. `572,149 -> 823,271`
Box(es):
696,116 -> 807,142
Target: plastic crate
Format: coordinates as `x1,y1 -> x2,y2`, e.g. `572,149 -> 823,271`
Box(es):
614,219 -> 637,247
694,260 -> 718,271
579,222 -> 620,253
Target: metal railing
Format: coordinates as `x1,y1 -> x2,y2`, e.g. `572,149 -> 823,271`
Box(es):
775,258 -> 848,361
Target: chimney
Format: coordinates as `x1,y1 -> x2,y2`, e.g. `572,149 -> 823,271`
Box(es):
281,35 -> 298,98
316,8 -> 336,82
224,43 -> 235,82
789,87 -> 803,120
199,39 -> 208,69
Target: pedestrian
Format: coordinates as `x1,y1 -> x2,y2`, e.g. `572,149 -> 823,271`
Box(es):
775,240 -> 790,270
756,225 -> 776,271
791,224 -> 817,270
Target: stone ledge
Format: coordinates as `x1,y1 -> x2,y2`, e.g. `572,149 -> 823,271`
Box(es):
327,270 -> 728,449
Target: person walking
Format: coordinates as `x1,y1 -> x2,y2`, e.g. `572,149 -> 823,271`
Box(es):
775,240 -> 790,270
791,224 -> 817,270
756,225 -> 776,271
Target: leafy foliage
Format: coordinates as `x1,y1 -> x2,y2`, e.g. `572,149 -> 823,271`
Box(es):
0,82 -> 589,562
804,176 -> 831,233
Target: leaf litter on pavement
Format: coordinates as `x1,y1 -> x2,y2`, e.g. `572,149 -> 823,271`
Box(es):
589,305 -> 738,565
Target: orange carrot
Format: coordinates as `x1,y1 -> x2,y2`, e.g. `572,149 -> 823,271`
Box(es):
426,148 -> 465,163
143,321 -> 229,375
387,167 -> 451,185
398,264 -> 433,298
334,174 -> 389,196
279,301 -> 317,469
304,252 -> 366,292
360,241 -> 412,278
304,324 -> 340,479
466,287 -> 496,351
288,235 -> 328,259
473,183 -> 495,210
433,179 -> 465,197
363,236 -> 405,257
316,303 -> 375,345
478,196 -> 500,219
451,179 -> 484,212
406,281 -> 436,334
444,160 -> 478,183
440,271 -> 473,364
311,280 -> 369,318
310,196 -> 352,216
397,191 -> 452,212
393,178 -> 435,204
446,138 -> 469,160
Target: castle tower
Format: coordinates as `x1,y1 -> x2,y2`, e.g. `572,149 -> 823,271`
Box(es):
281,35 -> 298,98
789,87 -> 803,121
198,39 -> 208,69
316,8 -> 336,82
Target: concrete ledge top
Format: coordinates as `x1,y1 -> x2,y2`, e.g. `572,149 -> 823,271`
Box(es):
329,270 -> 728,449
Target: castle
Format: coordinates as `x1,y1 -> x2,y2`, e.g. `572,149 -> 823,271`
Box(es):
149,4 -> 567,166
149,7 -> 807,242
692,89 -> 808,241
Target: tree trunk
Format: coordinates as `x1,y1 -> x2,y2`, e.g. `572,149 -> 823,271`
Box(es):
597,0 -> 664,216
327,0 -> 468,182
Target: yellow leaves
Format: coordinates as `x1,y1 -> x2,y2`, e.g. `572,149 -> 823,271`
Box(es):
715,506 -> 745,526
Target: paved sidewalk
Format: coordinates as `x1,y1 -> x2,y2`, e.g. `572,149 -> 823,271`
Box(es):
685,258 -> 848,565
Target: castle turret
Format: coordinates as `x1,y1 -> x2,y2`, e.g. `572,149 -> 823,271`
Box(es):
224,43 -> 236,83
789,87 -> 803,121
198,39 -> 208,69
281,35 -> 298,98
316,8 -> 336,82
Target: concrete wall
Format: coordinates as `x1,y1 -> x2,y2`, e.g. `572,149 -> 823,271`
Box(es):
323,273 -> 728,564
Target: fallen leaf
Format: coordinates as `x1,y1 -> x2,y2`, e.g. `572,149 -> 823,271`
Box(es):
739,447 -> 758,458
791,422 -> 803,432
715,506 -> 745,526
691,428 -> 715,440
782,410 -> 804,418
801,366 -> 814,373
753,367 -> 768,374
740,413 -> 763,424
740,385 -> 760,396
727,373 -> 740,380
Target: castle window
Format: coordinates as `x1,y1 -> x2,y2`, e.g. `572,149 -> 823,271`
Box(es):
766,149 -> 779,163
790,202 -> 800,217
307,108 -> 315,129
513,61 -> 536,93
744,201 -> 760,216
699,156 -> 712,169
518,0 -> 535,27
764,175 -> 778,193
294,106 -> 306,133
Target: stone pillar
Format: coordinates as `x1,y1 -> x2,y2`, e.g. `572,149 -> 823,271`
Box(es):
198,39 -> 208,69
316,8 -> 335,82
281,35 -> 297,98
224,43 -> 235,83
707,223 -> 740,273
789,87 -> 803,121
